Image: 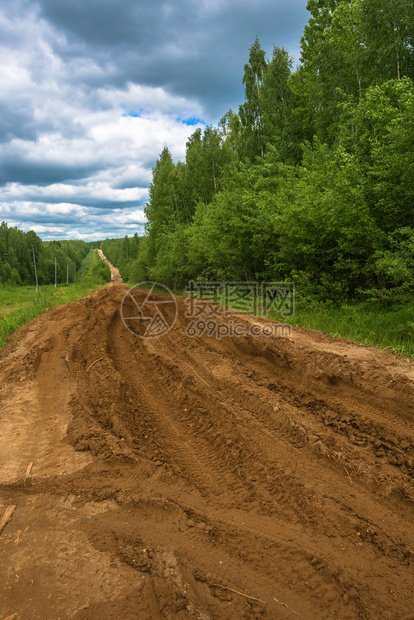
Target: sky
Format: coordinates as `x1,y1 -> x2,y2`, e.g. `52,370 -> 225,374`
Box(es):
0,0 -> 309,241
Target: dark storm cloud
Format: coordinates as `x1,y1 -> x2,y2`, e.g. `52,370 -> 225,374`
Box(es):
0,159 -> 102,187
0,102 -> 37,144
37,0 -> 308,116
0,0 -> 309,240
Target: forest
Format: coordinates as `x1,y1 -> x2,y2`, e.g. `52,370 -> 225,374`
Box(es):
0,222 -> 104,286
101,0 -> 413,308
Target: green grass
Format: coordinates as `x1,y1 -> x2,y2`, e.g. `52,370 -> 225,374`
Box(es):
0,249 -> 111,350
0,282 -> 108,349
267,295 -> 414,359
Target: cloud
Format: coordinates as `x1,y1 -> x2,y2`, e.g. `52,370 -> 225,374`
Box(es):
0,0 -> 309,241
4,201 -> 148,241
36,0 -> 308,113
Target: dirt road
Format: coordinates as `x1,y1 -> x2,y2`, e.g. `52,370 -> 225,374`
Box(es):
97,249 -> 123,283
0,284 -> 413,619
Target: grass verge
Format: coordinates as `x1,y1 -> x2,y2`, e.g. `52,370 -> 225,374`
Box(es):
0,249 -> 112,350
268,295 -> 414,360
0,282 -> 108,350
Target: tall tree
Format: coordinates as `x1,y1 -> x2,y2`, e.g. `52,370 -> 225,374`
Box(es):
359,0 -> 414,81
219,109 -> 243,162
145,147 -> 178,239
262,46 -> 298,162
239,36 -> 267,160
297,0 -> 367,142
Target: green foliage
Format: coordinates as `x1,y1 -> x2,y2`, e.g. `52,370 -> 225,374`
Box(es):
359,0 -> 414,82
262,46 -> 299,163
363,227 -> 414,298
341,78 -> 414,232
239,36 -> 267,160
0,222 -> 92,286
274,140 -> 381,298
99,2 -> 414,319
187,151 -> 287,281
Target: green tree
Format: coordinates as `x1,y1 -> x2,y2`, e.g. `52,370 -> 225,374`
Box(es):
239,36 -> 267,160
275,140 -> 381,297
339,77 -> 414,232
262,46 -> 298,162
144,147 -> 177,259
359,0 -> 413,82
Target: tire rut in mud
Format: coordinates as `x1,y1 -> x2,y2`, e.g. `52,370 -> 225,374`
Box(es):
0,284 -> 414,619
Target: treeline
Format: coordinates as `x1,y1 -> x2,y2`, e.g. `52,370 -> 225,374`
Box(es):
132,0 -> 414,301
0,222 -> 91,286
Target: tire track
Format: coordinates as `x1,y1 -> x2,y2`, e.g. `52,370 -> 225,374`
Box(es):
2,284 -> 414,619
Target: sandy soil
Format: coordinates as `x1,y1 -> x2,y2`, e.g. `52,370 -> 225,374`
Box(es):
97,250 -> 123,283
0,283 -> 413,620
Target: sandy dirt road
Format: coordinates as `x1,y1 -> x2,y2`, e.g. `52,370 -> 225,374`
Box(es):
0,284 -> 413,619
97,250 -> 123,283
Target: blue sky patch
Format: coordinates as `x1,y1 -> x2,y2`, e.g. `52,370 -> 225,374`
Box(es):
179,117 -> 205,126
121,104 -> 143,118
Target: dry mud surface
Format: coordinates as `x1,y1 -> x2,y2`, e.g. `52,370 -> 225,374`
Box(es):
0,284 -> 414,620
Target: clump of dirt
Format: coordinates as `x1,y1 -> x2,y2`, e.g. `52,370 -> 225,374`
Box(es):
0,283 -> 413,619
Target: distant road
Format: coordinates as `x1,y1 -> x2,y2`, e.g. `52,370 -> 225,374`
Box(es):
97,249 -> 123,283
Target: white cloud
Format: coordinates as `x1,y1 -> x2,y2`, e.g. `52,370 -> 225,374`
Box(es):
2,200 -> 147,241
0,0 -> 309,240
